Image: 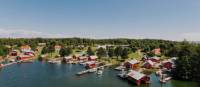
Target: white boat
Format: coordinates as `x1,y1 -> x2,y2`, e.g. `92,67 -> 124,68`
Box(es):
160,77 -> 172,83
115,66 -> 125,71
48,60 -> 61,64
117,69 -> 127,79
97,70 -> 103,75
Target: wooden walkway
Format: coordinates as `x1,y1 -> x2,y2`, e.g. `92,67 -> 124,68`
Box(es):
2,59 -> 33,67
76,63 -> 112,75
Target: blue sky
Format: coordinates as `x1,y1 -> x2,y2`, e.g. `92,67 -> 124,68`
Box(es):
0,0 -> 200,41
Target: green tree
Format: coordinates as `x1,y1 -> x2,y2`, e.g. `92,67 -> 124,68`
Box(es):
121,48 -> 129,59
96,47 -> 107,58
0,45 -> 9,56
87,47 -> 94,56
108,47 -> 115,58
59,47 -> 72,57
41,47 -> 48,54
114,46 -> 123,58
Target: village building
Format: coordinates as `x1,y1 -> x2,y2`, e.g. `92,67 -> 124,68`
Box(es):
143,60 -> 155,69
85,61 -> 96,69
16,54 -> 33,61
162,57 -> 177,70
63,56 -> 73,63
38,43 -> 46,46
54,45 -> 62,51
24,50 -> 35,57
20,45 -> 31,52
152,48 -> 161,55
149,56 -> 160,63
88,56 -> 98,61
127,70 -> 150,85
125,59 -> 140,70
10,50 -> 19,56
78,56 -> 88,62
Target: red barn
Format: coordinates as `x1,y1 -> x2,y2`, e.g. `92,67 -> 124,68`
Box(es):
125,59 -> 140,70
127,70 -> 150,85
85,61 -> 96,69
88,56 -> 98,61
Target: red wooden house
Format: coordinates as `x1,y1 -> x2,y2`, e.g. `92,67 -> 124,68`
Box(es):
143,60 -> 155,69
20,45 -> 31,52
149,56 -> 160,63
63,56 -> 73,63
125,59 -> 140,70
24,51 -> 35,57
78,56 -> 88,62
16,55 -> 33,61
88,56 -> 98,61
127,70 -> 150,85
152,48 -> 161,55
11,50 -> 18,56
85,61 -> 96,69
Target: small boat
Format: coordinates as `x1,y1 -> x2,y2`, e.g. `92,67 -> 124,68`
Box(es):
48,60 -> 61,64
117,69 -> 127,79
115,66 -> 125,71
156,70 -> 162,76
97,70 -> 103,75
160,77 -> 172,83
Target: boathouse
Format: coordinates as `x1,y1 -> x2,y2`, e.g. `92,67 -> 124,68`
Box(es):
63,56 -> 73,63
88,56 -> 98,61
149,56 -> 160,63
16,55 -> 32,61
125,59 -> 139,70
127,70 -> 150,85
24,51 -> 35,57
143,60 -> 155,69
85,61 -> 96,69
78,56 -> 88,62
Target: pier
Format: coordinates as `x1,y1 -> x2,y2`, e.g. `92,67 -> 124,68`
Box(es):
76,63 -> 112,75
2,59 -> 33,67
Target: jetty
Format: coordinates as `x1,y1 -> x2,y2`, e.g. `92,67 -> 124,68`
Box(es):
76,63 -> 112,75
2,58 -> 33,67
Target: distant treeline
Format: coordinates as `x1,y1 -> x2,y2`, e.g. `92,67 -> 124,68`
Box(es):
0,38 -> 180,47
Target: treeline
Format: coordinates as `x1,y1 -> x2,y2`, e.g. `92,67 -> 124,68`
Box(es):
169,42 -> 200,84
0,38 -> 178,46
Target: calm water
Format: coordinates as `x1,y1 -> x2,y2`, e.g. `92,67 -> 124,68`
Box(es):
0,61 -> 198,87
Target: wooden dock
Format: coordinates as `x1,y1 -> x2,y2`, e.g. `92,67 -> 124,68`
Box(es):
76,63 -> 112,75
2,59 -> 33,67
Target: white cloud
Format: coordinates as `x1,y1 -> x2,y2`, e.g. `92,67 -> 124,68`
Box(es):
0,28 -> 66,38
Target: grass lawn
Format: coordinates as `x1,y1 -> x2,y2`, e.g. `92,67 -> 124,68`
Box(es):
128,51 -> 143,60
